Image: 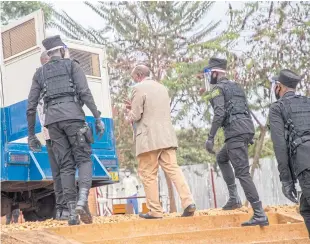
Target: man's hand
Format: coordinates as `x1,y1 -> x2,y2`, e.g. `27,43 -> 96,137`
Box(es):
95,119 -> 105,140
282,181 -> 298,203
123,99 -> 131,110
199,88 -> 206,96
205,138 -> 215,154
28,135 -> 42,152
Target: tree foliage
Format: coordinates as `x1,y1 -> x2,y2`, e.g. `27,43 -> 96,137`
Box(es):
6,1 -> 309,170
231,2 -> 310,174
52,1 -> 227,168
0,1 -> 53,25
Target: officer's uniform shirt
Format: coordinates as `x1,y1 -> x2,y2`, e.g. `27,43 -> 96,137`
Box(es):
27,56 -> 100,126
269,91 -> 293,182
209,78 -> 254,140
269,90 -> 310,181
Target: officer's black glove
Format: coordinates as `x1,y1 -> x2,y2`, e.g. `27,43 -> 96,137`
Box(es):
28,135 -> 42,152
95,119 -> 105,140
205,137 -> 215,154
282,181 -> 298,203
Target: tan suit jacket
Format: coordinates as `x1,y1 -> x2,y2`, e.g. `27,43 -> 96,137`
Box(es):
128,78 -> 178,156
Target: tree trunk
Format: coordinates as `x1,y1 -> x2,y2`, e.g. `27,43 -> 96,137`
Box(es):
245,125 -> 267,207
164,172 -> 177,213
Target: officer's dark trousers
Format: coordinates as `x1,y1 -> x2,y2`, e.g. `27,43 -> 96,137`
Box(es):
48,120 -> 93,203
298,169 -> 310,238
216,134 -> 259,203
6,209 -> 19,224
46,140 -> 67,210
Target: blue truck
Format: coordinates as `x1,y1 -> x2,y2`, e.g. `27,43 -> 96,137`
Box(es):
0,10 -> 119,221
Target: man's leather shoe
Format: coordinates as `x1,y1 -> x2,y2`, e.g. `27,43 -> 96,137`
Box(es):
139,213 -> 162,219
181,204 -> 196,217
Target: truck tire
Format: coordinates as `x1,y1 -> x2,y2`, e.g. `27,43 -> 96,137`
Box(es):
23,194 -> 56,222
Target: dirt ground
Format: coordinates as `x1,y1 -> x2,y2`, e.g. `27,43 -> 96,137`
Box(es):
0,205 -> 301,244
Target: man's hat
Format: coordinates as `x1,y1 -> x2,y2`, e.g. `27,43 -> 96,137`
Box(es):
272,69 -> 301,89
42,35 -> 66,52
204,57 -> 227,71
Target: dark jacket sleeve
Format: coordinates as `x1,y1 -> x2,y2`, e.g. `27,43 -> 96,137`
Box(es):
209,87 -> 225,139
72,61 -> 100,119
26,71 -> 41,136
269,103 -> 291,182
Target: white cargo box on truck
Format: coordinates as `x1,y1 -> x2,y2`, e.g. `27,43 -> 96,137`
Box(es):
0,10 -> 118,220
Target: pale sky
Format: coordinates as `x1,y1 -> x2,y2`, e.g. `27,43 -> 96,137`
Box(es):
48,1 -> 245,37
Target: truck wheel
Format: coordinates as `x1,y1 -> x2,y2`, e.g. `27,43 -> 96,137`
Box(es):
23,194 -> 56,222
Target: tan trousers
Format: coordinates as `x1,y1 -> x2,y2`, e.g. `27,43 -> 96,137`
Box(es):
137,148 -> 194,217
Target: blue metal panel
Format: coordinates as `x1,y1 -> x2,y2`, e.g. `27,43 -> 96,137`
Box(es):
1,106 -> 6,181
1,100 -> 119,183
85,116 -> 115,150
6,165 -> 29,181
4,99 -> 41,143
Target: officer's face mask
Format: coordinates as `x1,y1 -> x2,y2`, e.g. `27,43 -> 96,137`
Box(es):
203,69 -> 221,92
125,172 -> 131,177
60,45 -> 70,59
275,84 -> 281,100
210,71 -> 219,84
270,80 -> 281,103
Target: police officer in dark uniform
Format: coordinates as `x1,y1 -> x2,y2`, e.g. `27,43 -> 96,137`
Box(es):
39,51 -> 69,221
269,69 -> 310,237
6,208 -> 19,225
203,57 -> 269,227
27,35 -> 105,225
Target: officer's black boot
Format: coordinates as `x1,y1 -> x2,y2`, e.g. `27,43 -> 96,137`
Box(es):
222,184 -> 242,210
6,215 -> 12,225
76,188 -> 93,224
60,208 -> 69,221
55,209 -> 62,220
241,201 -> 269,227
67,201 -> 80,226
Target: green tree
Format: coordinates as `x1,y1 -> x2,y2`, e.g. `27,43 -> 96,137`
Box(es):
192,2 -> 309,184
52,1 -> 230,212
53,1 -> 227,168
219,1 -> 310,205
0,1 -> 53,25
234,1 -> 310,177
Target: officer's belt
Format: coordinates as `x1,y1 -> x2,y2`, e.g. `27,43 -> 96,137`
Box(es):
231,112 -> 248,117
224,113 -> 248,125
291,135 -> 310,151
47,96 -> 75,106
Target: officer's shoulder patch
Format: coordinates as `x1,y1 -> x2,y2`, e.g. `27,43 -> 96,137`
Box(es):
210,88 -> 221,99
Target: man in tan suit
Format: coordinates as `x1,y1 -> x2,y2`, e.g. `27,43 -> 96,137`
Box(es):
126,64 -> 196,219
